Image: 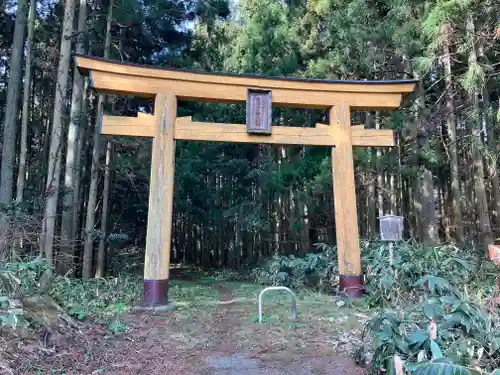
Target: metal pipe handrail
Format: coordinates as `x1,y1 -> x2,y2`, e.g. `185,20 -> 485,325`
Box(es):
258,286 -> 297,323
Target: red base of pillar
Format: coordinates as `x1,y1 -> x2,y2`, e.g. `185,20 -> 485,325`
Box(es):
339,275 -> 364,298
143,279 -> 169,306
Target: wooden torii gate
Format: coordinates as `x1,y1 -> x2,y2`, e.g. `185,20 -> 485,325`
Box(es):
76,55 -> 415,305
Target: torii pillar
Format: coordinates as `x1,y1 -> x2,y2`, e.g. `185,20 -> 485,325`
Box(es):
142,93 -> 177,306
330,104 -> 362,295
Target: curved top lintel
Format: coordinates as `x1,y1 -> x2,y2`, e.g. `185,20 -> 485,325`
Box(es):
75,55 -> 416,110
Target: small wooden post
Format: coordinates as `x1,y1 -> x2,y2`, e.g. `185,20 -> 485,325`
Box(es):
143,92 -> 177,306
330,104 -> 363,297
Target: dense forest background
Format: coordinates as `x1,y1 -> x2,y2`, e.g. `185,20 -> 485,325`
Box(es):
0,0 -> 499,277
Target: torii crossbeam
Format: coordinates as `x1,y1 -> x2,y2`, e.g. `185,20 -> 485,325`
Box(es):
76,55 -> 416,305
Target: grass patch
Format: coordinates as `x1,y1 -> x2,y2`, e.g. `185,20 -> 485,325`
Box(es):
49,275 -> 142,324
170,280 -> 220,306
217,283 -> 369,355
49,276 -> 221,326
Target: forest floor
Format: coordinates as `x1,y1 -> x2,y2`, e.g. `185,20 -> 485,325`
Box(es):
8,270 -> 371,375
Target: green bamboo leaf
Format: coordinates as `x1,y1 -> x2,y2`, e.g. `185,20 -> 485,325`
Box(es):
430,340 -> 443,359
408,330 -> 428,351
424,299 -> 444,320
412,359 -> 484,375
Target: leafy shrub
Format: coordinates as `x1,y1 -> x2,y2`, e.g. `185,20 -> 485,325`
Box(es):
251,244 -> 338,291
49,275 -> 142,324
253,241 -> 483,304
106,245 -> 145,276
0,257 -> 49,329
213,268 -> 250,281
361,241 -> 479,306
0,257 -> 48,297
363,280 -> 500,374
0,202 -> 42,260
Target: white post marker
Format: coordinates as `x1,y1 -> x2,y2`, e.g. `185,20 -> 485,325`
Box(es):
258,286 -> 297,324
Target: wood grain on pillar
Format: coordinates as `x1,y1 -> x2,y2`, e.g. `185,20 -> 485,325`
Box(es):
330,104 -> 363,297
143,92 -> 177,306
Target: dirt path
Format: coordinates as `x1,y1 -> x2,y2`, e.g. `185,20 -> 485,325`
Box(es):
210,283 -> 239,354
11,279 -> 367,375
195,283 -> 365,375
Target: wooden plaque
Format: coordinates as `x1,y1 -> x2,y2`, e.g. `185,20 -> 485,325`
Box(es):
246,89 -> 272,134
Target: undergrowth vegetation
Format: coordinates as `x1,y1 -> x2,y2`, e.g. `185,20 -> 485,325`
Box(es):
0,257 -> 49,329
49,275 -> 142,332
251,242 -> 339,291
48,276 -> 224,332
253,240 -> 500,374
363,294 -> 500,373
254,240 -> 496,304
